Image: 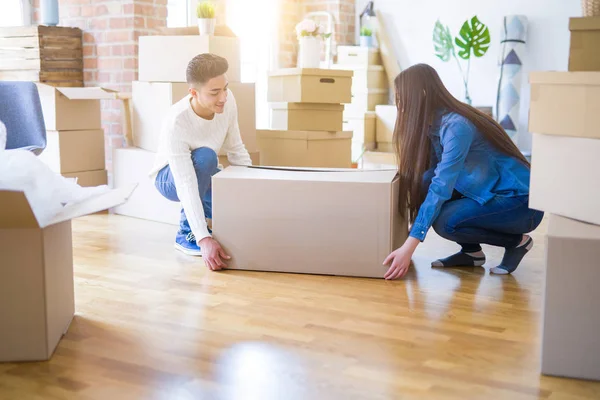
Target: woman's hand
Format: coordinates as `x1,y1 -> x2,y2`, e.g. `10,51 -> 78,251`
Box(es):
383,237 -> 420,280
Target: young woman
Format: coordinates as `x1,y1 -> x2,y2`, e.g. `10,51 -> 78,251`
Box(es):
383,64 -> 543,280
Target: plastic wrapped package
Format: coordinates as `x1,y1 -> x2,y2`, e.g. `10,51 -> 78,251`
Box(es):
0,120 -> 109,227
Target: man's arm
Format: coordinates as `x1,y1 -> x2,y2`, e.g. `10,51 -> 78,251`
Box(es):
221,91 -> 253,166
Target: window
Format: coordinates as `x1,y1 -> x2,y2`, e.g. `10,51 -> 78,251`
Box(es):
0,0 -> 27,27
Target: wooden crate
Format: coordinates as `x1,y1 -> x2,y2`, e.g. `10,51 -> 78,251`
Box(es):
0,26 -> 83,87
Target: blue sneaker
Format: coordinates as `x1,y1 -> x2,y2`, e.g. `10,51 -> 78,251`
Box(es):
174,232 -> 202,256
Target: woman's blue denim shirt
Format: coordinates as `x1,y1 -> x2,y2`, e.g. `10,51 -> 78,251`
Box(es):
409,111 -> 531,241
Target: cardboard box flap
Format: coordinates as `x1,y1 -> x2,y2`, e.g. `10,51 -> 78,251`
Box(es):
218,165 -> 397,183
55,87 -> 117,100
0,191 -> 40,229
529,71 -> 600,86
269,102 -> 344,112
257,129 -> 353,140
268,68 -> 353,78
569,16 -> 600,31
547,214 -> 600,240
46,184 -> 137,228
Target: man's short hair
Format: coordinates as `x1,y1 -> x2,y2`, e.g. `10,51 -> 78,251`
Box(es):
186,53 -> 229,85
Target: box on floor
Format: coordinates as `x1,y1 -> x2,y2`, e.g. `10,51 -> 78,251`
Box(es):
112,147 -> 260,225
269,103 -> 344,132
343,89 -> 389,117
138,35 -> 241,82
529,71 -> 600,139
257,129 -> 352,168
542,214 -> 600,381
337,46 -> 382,67
37,129 -> 105,174
36,84 -> 116,131
530,133 -> 600,225
268,68 -> 353,104
359,151 -> 397,170
568,17 -> 600,71
212,166 -> 407,278
132,81 -> 257,153
0,186 -> 134,362
343,111 -> 376,161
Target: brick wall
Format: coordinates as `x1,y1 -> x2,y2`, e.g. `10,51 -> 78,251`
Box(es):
32,0 -> 167,176
278,0 -> 356,68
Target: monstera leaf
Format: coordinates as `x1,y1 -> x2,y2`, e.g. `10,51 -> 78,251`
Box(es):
455,16 -> 490,59
432,20 -> 455,62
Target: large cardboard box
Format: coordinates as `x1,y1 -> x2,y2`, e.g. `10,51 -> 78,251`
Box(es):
268,68 -> 353,104
344,89 -> 389,117
38,130 -> 105,174
257,130 -> 352,168
138,35 -> 241,82
337,46 -> 382,67
343,112 -> 376,162
375,104 -> 397,143
529,72 -> 600,139
332,64 -> 387,91
569,17 -> 600,71
541,214 -> 600,381
0,186 -> 134,362
212,167 -> 407,278
530,133 -> 600,225
36,84 -> 116,131
269,103 -> 343,132
131,81 -> 257,153
62,169 -> 108,187
113,147 -> 181,225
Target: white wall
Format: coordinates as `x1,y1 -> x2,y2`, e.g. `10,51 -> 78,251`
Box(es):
356,0 -> 582,152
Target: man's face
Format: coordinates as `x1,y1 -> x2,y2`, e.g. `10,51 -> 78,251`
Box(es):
190,74 -> 229,114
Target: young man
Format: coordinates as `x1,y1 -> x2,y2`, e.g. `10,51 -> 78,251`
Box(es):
150,53 -> 253,270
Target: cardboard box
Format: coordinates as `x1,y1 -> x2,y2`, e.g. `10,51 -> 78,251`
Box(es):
337,46 -> 382,67
36,84 -> 116,131
219,151 -> 260,168
269,103 -> 344,132
376,142 -> 394,153
343,112 -> 376,162
37,130 -> 105,174
569,17 -> 600,71
541,214 -> 600,381
332,64 -> 387,91
138,35 -> 241,83
530,133 -> 600,225
212,166 -> 407,277
375,105 -> 397,143
360,151 -> 397,170
529,71 -> 600,139
268,68 -> 353,104
62,169 -> 108,187
257,130 -> 352,168
131,81 -> 257,153
344,89 -> 389,117
113,147 -> 181,225
0,186 -> 134,362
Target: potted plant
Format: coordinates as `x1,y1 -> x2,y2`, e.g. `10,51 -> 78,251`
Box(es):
295,19 -> 332,68
432,16 -> 491,105
359,27 -> 373,48
197,1 -> 216,36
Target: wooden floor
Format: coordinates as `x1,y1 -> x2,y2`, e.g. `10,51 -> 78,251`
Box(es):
1,214 -> 599,400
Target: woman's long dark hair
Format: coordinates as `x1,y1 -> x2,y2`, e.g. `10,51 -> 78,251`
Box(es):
393,63 -> 529,223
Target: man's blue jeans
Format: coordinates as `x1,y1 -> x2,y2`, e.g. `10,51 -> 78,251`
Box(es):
431,192 -> 544,252
154,147 -> 220,234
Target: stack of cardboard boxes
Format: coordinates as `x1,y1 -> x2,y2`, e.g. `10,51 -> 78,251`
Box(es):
36,84 -> 115,187
258,68 -> 354,168
529,16 -> 600,381
334,46 -> 389,162
112,30 -> 258,225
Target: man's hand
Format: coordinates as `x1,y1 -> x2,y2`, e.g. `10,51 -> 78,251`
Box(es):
199,237 -> 231,271
383,237 -> 420,280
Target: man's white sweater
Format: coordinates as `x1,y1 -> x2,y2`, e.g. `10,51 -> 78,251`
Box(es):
149,89 -> 252,241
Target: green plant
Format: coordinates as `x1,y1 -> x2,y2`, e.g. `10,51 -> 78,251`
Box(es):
197,1 -> 215,19
360,27 -> 372,37
433,16 -> 491,105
